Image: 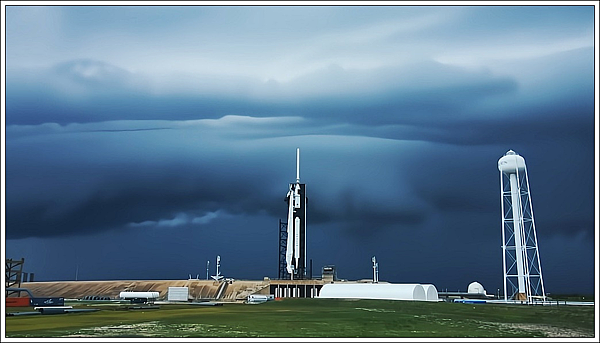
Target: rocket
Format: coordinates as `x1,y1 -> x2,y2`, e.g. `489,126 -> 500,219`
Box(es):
285,183 -> 295,275
285,148 -> 306,279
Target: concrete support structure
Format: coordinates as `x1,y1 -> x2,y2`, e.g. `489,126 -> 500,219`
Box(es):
270,282 -> 323,298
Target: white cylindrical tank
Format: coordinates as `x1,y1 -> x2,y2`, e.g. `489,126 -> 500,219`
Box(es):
421,284 -> 439,301
498,150 -> 526,174
318,283 -> 427,301
119,291 -> 160,299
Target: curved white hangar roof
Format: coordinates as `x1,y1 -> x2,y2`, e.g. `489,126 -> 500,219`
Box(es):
319,283 -> 438,302
421,284 -> 439,301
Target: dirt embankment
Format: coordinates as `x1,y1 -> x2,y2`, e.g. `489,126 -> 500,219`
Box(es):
18,279 -> 268,301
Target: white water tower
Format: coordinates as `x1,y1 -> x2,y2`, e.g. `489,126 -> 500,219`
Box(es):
498,150 -> 546,302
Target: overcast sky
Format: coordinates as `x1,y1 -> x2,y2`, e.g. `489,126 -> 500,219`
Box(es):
3,3 -> 597,295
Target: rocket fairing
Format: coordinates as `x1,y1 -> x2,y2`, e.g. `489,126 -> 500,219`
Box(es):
285,148 -> 307,279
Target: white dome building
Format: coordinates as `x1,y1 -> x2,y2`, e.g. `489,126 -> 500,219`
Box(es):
467,282 -> 486,295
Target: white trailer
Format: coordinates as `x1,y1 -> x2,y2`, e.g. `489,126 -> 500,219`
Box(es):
119,291 -> 160,303
246,294 -> 274,304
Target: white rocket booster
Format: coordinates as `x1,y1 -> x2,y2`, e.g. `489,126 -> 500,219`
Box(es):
286,148 -> 302,276
286,183 -> 294,275
294,216 -> 300,269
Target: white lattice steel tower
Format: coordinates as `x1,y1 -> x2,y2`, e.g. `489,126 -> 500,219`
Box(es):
498,150 -> 546,302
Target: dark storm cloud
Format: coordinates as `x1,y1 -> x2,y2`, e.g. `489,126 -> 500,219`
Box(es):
5,47 -> 595,241
7,45 -> 593,152
5,119 -> 286,238
6,59 -> 265,125
5,122 -> 434,240
6,57 -> 521,127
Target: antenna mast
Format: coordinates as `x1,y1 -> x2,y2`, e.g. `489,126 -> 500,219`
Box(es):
372,256 -> 379,283
296,148 -> 300,183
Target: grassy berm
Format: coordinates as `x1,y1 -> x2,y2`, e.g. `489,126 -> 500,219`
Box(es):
4,298 -> 595,338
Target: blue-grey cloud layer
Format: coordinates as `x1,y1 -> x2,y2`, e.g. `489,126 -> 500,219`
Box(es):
4,5 -> 596,294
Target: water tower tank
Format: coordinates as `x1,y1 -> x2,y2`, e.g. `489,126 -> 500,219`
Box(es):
498,150 -> 526,173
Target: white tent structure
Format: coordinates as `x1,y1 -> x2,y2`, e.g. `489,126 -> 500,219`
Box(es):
319,283 -> 438,302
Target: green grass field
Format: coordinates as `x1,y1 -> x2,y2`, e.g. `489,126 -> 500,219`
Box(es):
4,298 -> 596,338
